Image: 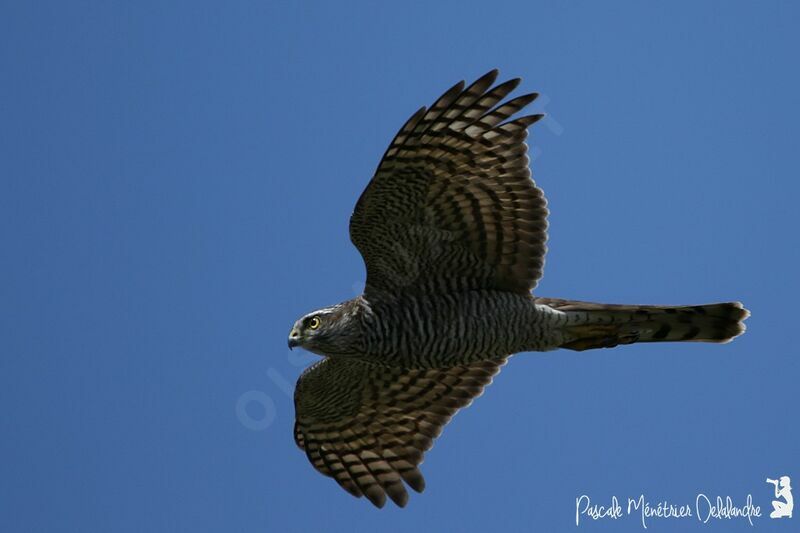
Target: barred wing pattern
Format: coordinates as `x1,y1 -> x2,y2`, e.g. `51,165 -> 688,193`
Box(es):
349,69 -> 548,296
293,357 -> 506,508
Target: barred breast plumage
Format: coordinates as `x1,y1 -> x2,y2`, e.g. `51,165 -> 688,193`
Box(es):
287,69 -> 749,508
360,291 -> 567,366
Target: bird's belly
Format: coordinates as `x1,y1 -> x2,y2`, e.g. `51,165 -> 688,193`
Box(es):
364,291 -> 540,367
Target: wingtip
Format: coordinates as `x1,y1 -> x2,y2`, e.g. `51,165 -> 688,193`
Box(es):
365,490 -> 387,509
484,68 -> 500,80
388,489 -> 409,508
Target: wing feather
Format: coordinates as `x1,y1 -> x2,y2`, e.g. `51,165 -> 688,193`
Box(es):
294,357 -> 506,508
349,70 -> 548,296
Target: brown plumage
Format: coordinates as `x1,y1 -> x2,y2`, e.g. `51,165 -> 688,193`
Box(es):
535,299 -> 749,351
288,70 -> 749,508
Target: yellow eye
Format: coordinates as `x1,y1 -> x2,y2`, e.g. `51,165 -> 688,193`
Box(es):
308,316 -> 321,330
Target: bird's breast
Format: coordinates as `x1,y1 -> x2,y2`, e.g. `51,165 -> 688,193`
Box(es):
360,290 -> 537,367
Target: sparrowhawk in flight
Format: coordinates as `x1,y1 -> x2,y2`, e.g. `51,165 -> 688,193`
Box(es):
287,70 -> 749,508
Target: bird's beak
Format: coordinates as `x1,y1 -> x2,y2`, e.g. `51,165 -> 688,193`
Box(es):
288,328 -> 301,350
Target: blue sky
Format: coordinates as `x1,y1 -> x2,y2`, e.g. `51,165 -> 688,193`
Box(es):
1,1 -> 798,532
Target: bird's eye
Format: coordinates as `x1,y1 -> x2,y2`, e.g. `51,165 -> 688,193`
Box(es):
308,316 -> 321,330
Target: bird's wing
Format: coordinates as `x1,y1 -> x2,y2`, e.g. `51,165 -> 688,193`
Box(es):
293,356 -> 506,508
349,69 -> 548,296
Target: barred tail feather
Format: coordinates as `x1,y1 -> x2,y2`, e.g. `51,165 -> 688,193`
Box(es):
534,298 -> 750,352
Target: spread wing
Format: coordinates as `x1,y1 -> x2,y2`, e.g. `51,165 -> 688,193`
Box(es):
349,69 -> 548,296
293,357 -> 506,508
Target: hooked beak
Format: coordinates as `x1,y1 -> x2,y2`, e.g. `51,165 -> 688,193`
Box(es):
288,328 -> 301,350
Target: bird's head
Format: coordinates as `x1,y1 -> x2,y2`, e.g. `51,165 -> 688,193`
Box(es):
288,302 -> 361,356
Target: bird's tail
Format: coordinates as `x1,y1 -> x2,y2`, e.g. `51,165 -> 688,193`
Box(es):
534,298 -> 749,351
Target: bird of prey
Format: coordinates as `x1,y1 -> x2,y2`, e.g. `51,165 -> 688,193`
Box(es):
287,70 -> 748,508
